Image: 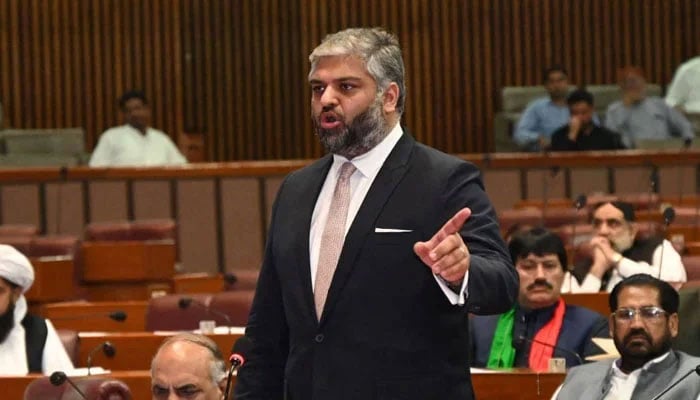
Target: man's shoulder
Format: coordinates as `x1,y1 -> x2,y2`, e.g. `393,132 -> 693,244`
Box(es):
567,358 -> 614,378
523,97 -> 552,112
606,100 -> 625,114
565,304 -> 605,320
676,350 -> 700,366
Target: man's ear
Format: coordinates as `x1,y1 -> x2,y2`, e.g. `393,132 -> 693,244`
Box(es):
382,82 -> 400,114
668,313 -> 679,338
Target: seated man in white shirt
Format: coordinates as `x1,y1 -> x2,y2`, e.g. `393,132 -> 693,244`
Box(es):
567,201 -> 686,293
0,245 -> 74,375
89,90 -> 187,167
553,274 -> 700,400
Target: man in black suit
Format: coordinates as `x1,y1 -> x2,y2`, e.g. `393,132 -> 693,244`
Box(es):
234,27 -> 518,400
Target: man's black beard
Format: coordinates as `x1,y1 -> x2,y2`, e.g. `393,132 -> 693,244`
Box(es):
314,99 -> 389,159
615,327 -> 673,372
0,301 -> 16,343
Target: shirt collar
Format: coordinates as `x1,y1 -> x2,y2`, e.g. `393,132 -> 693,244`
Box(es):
611,351 -> 671,378
331,122 -> 403,180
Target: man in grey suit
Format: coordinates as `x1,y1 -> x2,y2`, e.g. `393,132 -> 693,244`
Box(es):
234,27 -> 518,400
553,274 -> 700,399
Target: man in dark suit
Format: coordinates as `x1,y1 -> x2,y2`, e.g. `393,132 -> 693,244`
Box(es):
234,27 -> 518,400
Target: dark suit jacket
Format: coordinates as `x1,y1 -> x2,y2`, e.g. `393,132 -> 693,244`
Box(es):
235,132 -> 518,400
470,303 -> 609,369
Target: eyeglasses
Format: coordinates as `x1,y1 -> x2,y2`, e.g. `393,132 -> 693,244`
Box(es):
612,306 -> 667,322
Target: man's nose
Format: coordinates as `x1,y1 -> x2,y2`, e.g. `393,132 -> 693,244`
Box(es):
535,265 -> 547,279
320,87 -> 339,107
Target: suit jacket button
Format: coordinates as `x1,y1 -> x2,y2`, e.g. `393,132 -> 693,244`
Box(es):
315,334 -> 325,343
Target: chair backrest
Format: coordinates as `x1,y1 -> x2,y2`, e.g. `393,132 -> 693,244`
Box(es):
145,293 -> 214,331
497,207 -> 543,234
585,84 -> 621,114
224,270 -> 260,291
85,222 -> 133,241
30,235 -> 80,258
24,377 -> 132,400
674,283 -> 700,357
0,224 -> 39,237
2,128 -> 85,155
681,255 -> 700,281
85,220 -> 176,241
209,290 -> 256,326
501,86 -> 548,113
57,329 -> 80,366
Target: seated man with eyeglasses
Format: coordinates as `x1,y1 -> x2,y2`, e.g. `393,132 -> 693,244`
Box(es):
553,274 -> 700,399
568,201 -> 686,292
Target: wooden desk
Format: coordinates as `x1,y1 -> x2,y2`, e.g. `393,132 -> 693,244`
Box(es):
562,293 -> 610,317
39,301 -> 149,332
76,331 -> 244,370
25,256 -> 75,303
3,369 -> 565,400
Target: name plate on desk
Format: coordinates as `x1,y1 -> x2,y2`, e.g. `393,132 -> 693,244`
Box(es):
82,240 -> 176,282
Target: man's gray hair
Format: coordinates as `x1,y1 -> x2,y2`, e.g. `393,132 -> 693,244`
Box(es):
151,333 -> 227,386
309,27 -> 406,115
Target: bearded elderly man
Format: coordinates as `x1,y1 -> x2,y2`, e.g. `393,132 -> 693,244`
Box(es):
0,245 -> 74,374
569,201 -> 687,292
553,274 -> 700,399
234,27 -> 517,400
471,227 -> 608,371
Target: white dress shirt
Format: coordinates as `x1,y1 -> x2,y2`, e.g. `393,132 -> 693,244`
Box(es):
309,123 -> 468,305
666,56 -> 700,113
562,240 -> 687,293
0,296 -> 74,375
89,124 -> 187,167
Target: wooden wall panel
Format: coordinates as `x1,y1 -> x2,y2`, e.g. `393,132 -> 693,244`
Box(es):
1,1 -> 700,159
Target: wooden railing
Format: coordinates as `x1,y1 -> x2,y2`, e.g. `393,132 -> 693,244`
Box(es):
0,149 -> 697,275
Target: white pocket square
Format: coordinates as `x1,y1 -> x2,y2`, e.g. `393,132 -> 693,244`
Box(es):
374,228 -> 413,233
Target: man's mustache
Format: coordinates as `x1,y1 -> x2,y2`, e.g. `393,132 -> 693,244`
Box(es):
526,280 -> 553,291
623,328 -> 652,344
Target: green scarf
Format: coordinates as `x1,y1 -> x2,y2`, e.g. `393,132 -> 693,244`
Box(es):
486,306 -> 516,369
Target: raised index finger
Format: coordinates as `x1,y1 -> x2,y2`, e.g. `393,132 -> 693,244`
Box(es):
423,207 -> 472,250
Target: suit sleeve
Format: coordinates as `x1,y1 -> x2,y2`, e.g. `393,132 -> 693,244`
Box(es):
582,316 -> 610,361
234,178 -> 290,400
442,162 -> 518,315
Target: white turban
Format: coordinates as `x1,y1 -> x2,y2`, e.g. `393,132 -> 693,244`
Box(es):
0,244 -> 34,293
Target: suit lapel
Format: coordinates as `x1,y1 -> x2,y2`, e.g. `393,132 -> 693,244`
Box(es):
319,133 -> 415,325
295,155 -> 333,321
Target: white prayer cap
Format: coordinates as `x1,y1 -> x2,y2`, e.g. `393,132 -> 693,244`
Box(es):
0,244 -> 34,293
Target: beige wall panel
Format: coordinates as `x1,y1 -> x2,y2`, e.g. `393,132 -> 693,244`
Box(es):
658,166 -> 696,199
88,181 -> 128,222
177,180 -> 217,274
1,185 -> 39,227
570,168 -> 609,197
133,181 -> 172,220
482,169 -> 521,212
44,182 -> 84,236
525,169 -> 566,200
221,178 -> 263,272
263,176 -> 285,235
614,167 -> 655,195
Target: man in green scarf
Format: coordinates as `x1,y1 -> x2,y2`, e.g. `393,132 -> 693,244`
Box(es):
470,227 -> 609,370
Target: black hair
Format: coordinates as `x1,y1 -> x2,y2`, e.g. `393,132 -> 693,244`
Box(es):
118,90 -> 148,110
543,65 -> 568,83
592,201 -> 636,222
566,89 -> 594,107
609,274 -> 679,313
507,227 -> 567,271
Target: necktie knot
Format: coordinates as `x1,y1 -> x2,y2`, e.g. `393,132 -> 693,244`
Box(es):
338,162 -> 356,181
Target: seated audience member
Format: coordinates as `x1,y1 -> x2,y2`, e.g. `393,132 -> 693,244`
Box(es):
0,245 -> 74,374
150,333 -> 227,400
665,56 -> 700,114
569,201 -> 686,293
605,66 -> 694,148
553,274 -> 700,399
514,66 -> 593,151
550,89 -> 626,151
90,90 -> 187,167
471,227 -> 608,370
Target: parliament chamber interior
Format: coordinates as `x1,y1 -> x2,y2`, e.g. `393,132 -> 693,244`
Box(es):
2,0 -> 700,399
